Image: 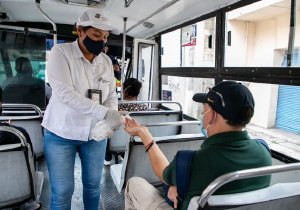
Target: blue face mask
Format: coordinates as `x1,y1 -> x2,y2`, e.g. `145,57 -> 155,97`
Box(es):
200,118 -> 208,138
83,35 -> 105,56
200,109 -> 210,138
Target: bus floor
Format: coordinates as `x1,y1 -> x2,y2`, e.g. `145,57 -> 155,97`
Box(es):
38,154 -> 125,210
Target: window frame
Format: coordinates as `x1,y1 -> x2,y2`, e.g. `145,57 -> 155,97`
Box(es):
158,0 -> 300,87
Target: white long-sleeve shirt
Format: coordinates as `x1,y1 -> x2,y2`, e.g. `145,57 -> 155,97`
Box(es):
42,40 -> 118,141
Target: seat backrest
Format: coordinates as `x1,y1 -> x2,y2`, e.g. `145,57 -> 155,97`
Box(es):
109,110 -> 183,153
110,134 -> 204,193
11,120 -> 44,159
188,182 -> 300,210
187,162 -> 300,210
120,134 -> 204,189
0,126 -> 36,208
180,120 -> 201,134
1,104 -> 44,159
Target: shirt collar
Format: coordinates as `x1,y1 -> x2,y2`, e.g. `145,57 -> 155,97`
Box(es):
72,40 -> 103,65
201,130 -> 251,149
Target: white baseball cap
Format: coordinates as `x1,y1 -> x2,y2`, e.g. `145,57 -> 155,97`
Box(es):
77,9 -> 119,35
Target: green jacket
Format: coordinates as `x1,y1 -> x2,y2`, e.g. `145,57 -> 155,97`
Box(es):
163,131 -> 272,210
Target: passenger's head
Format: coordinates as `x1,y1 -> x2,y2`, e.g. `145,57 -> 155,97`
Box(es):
123,78 -> 142,100
15,57 -> 33,75
76,9 -> 119,56
193,81 -> 254,135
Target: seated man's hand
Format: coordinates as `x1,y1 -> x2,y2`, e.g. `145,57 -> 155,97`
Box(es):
168,186 -> 178,209
124,118 -> 148,137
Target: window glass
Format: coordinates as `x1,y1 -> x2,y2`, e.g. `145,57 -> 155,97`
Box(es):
161,17 -> 216,67
162,76 -> 300,160
137,43 -> 154,101
161,29 -> 181,67
230,81 -> 300,160
225,0 -> 299,67
181,17 -> 216,67
0,31 -> 46,108
161,75 -> 214,118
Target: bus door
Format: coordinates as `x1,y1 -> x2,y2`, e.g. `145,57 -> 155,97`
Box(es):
132,39 -> 156,101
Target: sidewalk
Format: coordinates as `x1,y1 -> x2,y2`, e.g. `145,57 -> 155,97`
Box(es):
247,124 -> 300,161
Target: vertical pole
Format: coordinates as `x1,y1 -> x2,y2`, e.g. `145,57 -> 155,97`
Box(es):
121,17 -> 128,100
287,0 -> 296,67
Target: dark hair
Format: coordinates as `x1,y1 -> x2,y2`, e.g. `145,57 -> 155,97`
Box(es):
123,78 -> 142,97
82,26 -> 93,32
225,107 -> 254,127
15,57 -> 33,75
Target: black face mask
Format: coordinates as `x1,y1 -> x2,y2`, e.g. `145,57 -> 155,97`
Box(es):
83,35 -> 105,56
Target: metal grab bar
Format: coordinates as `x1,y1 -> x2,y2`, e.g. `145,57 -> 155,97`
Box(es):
0,126 -> 28,147
118,100 -> 183,111
199,162 -> 300,208
143,120 -> 200,127
128,121 -> 201,142
1,103 -> 43,120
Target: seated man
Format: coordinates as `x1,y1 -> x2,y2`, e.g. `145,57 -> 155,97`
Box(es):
3,57 -> 45,108
0,87 -> 42,210
123,81 -> 272,210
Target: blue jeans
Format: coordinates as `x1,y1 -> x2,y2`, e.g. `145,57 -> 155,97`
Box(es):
44,130 -> 106,210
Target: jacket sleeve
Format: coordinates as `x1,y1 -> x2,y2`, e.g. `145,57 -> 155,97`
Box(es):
103,58 -> 118,111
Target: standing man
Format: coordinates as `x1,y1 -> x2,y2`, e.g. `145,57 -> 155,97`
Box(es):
42,9 -> 122,210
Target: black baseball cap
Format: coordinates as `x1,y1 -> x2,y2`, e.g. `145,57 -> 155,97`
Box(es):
193,81 -> 255,123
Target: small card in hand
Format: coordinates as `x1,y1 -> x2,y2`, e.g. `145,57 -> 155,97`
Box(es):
88,89 -> 102,105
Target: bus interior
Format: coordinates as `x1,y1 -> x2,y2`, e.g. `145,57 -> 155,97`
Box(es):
0,0 -> 300,209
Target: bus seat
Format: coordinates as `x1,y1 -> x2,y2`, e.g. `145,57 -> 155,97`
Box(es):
110,133 -> 204,193
187,163 -> 300,210
109,110 -> 183,153
0,126 -> 44,209
2,104 -> 44,159
180,120 -> 201,134
11,119 -> 44,159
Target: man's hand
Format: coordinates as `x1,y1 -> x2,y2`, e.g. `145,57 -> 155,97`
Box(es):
124,118 -> 148,137
168,186 -> 178,209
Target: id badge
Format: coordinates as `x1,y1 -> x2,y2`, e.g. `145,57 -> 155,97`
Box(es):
88,89 -> 102,105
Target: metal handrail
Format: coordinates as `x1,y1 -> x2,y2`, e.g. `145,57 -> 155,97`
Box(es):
143,120 -> 200,127
1,103 -> 43,120
129,120 -> 201,142
119,100 -> 182,111
0,126 -> 28,147
199,162 -> 300,208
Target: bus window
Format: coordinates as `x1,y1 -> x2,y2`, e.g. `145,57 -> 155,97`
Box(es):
161,17 -> 216,68
226,81 -> 300,160
0,31 -> 46,108
225,0 -> 297,67
161,29 -> 181,67
161,75 -> 214,118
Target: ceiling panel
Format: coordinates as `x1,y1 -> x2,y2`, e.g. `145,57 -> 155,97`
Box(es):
0,0 -> 241,38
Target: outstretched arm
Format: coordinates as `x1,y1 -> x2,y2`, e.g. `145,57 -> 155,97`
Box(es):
124,118 -> 169,180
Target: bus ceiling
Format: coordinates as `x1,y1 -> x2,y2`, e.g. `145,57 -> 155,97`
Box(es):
0,0 -> 240,39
